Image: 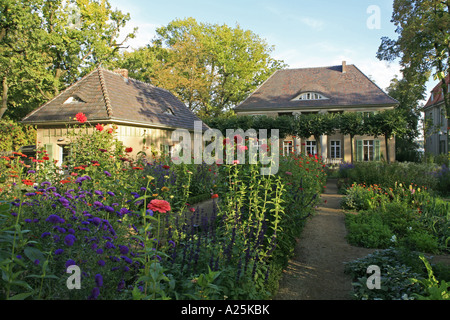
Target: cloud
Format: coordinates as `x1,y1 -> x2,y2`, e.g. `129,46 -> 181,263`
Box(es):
298,16 -> 325,31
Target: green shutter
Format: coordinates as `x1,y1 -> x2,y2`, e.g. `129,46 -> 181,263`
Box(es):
374,140 -> 380,161
45,144 -> 54,161
356,140 -> 363,162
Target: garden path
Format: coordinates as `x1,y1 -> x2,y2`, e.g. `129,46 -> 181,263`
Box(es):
273,178 -> 375,300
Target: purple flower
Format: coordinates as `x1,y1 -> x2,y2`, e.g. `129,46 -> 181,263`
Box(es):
103,206 -> 114,213
27,170 -> 36,174
95,274 -> 103,287
96,248 -> 104,254
55,249 -> 64,255
65,259 -> 76,268
98,260 -> 106,267
88,287 -> 100,300
121,256 -> 132,264
41,232 -> 51,238
64,234 -> 76,247
107,191 -> 115,196
119,245 -> 129,255
34,259 -> 40,265
93,201 -> 103,207
118,279 -> 125,291
92,217 -> 102,226
46,214 -> 63,224
94,190 -> 103,196
41,181 -> 51,187
104,171 -> 111,177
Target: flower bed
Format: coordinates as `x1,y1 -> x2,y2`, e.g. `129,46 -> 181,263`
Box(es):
0,120 -> 326,300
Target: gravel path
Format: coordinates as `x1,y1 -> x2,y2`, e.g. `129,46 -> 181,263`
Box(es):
273,179 -> 375,300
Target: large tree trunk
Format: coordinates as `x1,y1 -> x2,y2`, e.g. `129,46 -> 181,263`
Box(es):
0,76 -> 8,119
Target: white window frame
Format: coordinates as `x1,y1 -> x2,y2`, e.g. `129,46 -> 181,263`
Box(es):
330,140 -> 341,159
293,92 -> 328,101
363,140 -> 374,161
306,140 -> 316,155
283,140 -> 293,156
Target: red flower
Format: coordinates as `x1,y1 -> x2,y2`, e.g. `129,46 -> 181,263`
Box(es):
211,194 -> 219,199
125,147 -> 133,153
162,165 -> 170,170
75,112 -> 87,123
95,123 -> 104,132
22,179 -> 34,186
147,199 -> 171,213
42,156 -> 50,161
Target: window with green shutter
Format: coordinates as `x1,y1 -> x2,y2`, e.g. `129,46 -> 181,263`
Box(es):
374,140 -> 380,161
356,140 -> 363,162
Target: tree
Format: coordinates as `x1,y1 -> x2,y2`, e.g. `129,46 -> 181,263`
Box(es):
113,18 -> 285,118
0,0 -> 136,120
386,75 -> 426,161
377,0 -> 450,157
336,112 -> 365,163
291,113 -> 337,156
366,109 -> 408,163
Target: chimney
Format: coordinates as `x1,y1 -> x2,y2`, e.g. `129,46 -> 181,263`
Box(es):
342,61 -> 347,73
114,69 -> 129,79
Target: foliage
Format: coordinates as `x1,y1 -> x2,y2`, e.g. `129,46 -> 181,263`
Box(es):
377,0 -> 450,155
342,179 -> 449,254
0,120 -> 36,152
0,117 -> 326,300
411,255 -> 450,300
0,0 -> 136,120
344,248 -> 434,300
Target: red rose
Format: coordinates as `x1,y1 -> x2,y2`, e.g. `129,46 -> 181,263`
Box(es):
147,199 -> 171,213
162,165 -> 170,170
125,147 -> 133,153
95,123 -> 104,131
75,112 -> 87,123
211,194 -> 219,199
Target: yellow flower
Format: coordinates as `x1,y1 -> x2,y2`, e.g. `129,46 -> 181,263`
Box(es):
161,186 -> 169,192
152,193 -> 158,197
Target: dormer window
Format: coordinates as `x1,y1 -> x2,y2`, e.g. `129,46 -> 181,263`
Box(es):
163,108 -> 174,115
293,92 -> 328,101
64,96 -> 84,104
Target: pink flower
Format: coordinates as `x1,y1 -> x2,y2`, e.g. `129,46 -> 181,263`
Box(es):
147,199 -> 171,213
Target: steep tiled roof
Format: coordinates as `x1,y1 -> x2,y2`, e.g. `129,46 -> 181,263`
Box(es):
22,67 -> 208,131
235,63 -> 398,111
424,74 -> 449,109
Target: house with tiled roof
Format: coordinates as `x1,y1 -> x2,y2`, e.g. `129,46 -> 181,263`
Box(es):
422,75 -> 449,156
235,61 -> 399,163
21,67 -> 208,164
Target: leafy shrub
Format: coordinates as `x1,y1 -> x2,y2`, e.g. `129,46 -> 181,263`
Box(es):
345,212 -> 393,249
344,248 -> 429,300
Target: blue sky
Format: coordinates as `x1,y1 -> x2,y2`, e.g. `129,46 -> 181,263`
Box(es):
108,0 -> 436,100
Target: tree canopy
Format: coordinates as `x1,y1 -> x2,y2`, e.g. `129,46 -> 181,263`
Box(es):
377,0 -> 450,155
0,0 -> 136,120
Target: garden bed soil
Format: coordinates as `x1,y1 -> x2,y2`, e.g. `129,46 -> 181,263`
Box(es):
272,178 -> 450,300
